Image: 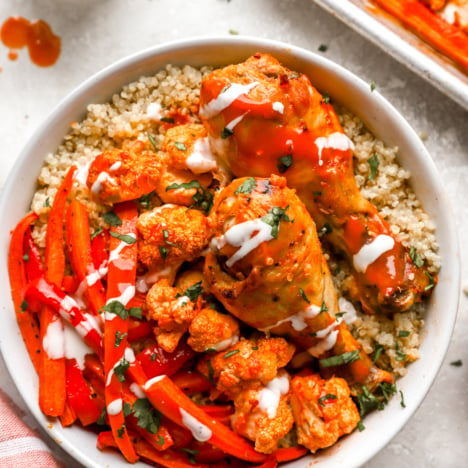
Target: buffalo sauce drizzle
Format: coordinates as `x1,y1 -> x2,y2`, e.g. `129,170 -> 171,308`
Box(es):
0,16 -> 61,67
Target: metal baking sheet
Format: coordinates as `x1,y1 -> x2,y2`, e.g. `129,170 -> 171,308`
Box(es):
313,0 -> 468,110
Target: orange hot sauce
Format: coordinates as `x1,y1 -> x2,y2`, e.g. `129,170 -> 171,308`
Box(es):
0,16 -> 61,67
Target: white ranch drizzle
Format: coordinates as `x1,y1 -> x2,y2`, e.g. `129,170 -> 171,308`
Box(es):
308,329 -> 340,357
180,408 -> 212,442
144,375 -> 166,390
42,317 -> 65,360
224,112 -> 249,132
338,297 -> 358,325
353,234 -> 395,274
260,303 -> 321,333
186,137 -> 217,174
129,382 -> 146,399
272,101 -> 284,114
73,159 -> 92,186
63,322 -> 93,369
314,132 -> 355,166
91,171 -> 116,195
208,335 -> 239,352
136,264 -> 176,293
199,82 -> 259,119
109,161 -> 122,172
108,234 -> 136,264
146,102 -> 162,120
257,373 -> 289,419
107,398 -> 123,416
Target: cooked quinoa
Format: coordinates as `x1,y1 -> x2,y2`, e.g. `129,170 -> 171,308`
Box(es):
29,64 -> 440,378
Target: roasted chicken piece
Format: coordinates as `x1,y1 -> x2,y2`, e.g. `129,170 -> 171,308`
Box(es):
87,141 -> 163,203
290,373 -> 360,452
200,53 -> 433,314
205,175 -> 393,390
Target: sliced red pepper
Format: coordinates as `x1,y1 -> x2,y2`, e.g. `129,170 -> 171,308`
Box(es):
171,371 -> 213,394
253,459 -> 277,468
136,341 -> 195,378
62,275 -> 78,295
198,405 -> 234,425
23,229 -> 43,282
66,200 -> 106,315
65,358 -> 102,426
103,201 -> 139,464
190,440 -> 227,464
163,418 -> 194,448
7,211 -> 41,372
39,165 -> 77,417
91,227 -> 109,271
59,400 -> 77,427
273,446 -> 308,462
127,317 -> 153,342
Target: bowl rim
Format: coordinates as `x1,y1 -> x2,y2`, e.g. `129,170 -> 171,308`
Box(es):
0,35 -> 460,468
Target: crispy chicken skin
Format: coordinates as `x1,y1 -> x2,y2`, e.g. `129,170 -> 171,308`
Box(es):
205,175 -> 393,390
87,141 -> 163,203
200,53 -> 433,314
137,204 -> 210,269
290,374 -> 360,453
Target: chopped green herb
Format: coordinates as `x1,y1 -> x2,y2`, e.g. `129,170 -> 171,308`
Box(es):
409,246 -> 424,268
357,420 -> 366,431
321,92 -> 330,104
159,245 -> 168,261
207,359 -> 214,383
22,248 -> 30,262
132,398 -> 162,434
156,435 -> 165,445
114,358 -> 130,383
424,271 -> 435,291
162,229 -> 179,247
103,211 -> 122,227
370,81 -> 376,92
320,302 -> 328,313
261,205 -> 291,238
355,385 -> 384,418
318,393 -> 337,407
235,177 -> 257,195
183,281 -> 204,302
174,141 -> 187,151
102,300 -> 128,320
395,341 -> 406,362
150,353 -> 157,362
147,133 -> 158,151
166,180 -> 213,214
299,287 -> 310,304
312,191 -> 322,197
109,231 -> 136,244
378,382 -> 397,403
114,331 -> 128,347
20,299 -> 29,312
399,390 -> 406,408
398,330 -> 410,338
335,311 -> 346,319
319,350 -> 360,368
90,227 -> 104,240
128,307 -> 142,319
277,154 -> 293,173
368,153 -> 379,181
139,191 -> 155,209
318,44 -> 328,52
317,222 -> 332,237
43,197 -> 51,208
223,349 -> 240,359
450,359 -> 463,367
251,346 -> 259,351
229,29 -> 239,35
221,127 -> 234,139
123,402 -> 132,417
373,343 -> 384,363
97,407 -> 107,425
181,448 -> 200,464
160,117 -> 175,124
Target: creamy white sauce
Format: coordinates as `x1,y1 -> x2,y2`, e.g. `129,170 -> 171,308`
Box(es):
63,322 -> 93,369
124,346 -> 136,363
180,408 -> 212,442
105,284 -> 135,312
144,374 -> 166,390
261,303 -> 321,333
109,234 -> 136,264
42,317 -> 65,360
257,373 -> 289,419
73,160 -> 93,186
129,382 -> 146,399
59,295 -> 79,316
200,82 -> 259,119
91,171 -> 116,195
225,112 -> 248,132
441,1 -> 468,28
107,398 -> 123,416
186,137 -> 218,174
308,329 -> 339,357
272,101 -> 284,114
109,161 -> 122,172
314,321 -> 338,339
209,335 -> 239,352
353,234 -> 395,274
338,297 -> 358,325
146,102 -> 162,120
314,132 -> 355,166
216,218 -> 274,268
174,295 -> 189,308
136,264 -> 176,293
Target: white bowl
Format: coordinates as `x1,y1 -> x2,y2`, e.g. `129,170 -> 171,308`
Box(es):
0,36 -> 460,468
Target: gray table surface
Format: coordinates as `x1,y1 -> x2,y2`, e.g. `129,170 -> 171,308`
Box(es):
0,1 -> 466,467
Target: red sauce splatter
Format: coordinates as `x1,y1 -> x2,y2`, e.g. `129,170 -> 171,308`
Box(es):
0,16 -> 61,67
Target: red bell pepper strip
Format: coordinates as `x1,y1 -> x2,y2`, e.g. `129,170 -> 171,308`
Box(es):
373,0 -> 468,70
22,229 -> 44,313
127,368 -> 268,463
103,201 -> 139,464
65,358 -> 102,426
163,418 -> 194,448
39,165 -> 77,417
66,200 -> 106,315
198,405 -> 234,425
97,431 -> 208,468
25,277 -> 103,358
91,227 -> 109,271
171,371 -> 213,394
59,400 -> 77,427
127,317 -> 153,342
253,459 -> 278,468
273,446 -> 308,462
7,211 -> 41,372
189,441 -> 227,464
136,341 -> 195,378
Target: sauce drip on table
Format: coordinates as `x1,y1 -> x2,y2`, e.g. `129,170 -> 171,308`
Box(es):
0,16 -> 61,67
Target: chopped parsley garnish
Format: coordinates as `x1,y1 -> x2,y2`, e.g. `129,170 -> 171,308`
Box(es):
277,154 -> 293,173
317,222 -> 332,237
399,390 -> 406,408
318,44 -> 328,52
22,247 -> 30,262
132,398 -> 162,434
370,81 -> 376,92
174,141 -> 187,151
114,358 -> 130,383
20,300 -> 29,312
103,210 -> 122,227
235,177 -> 257,195
109,231 -> 136,244
320,302 -> 328,313
114,331 -> 128,347
156,435 -> 165,445
90,227 -> 103,240
159,245 -> 168,261
221,127 -> 234,139
128,307 -> 142,319
357,420 -> 366,431
424,271 -> 435,291
181,448 -> 200,464
395,341 -> 406,362
335,311 -> 346,319
139,191 -> 155,209
43,197 -> 51,208
378,382 -> 397,403
299,287 -> 310,304
312,191 -> 322,197
398,330 -> 410,338
321,93 -> 330,104
409,246 -> 424,268
450,359 -> 463,367
318,393 -> 337,407
97,407 -> 107,425
102,300 -> 128,319
207,359 -> 214,383
373,343 -> 384,363
147,133 -> 158,151
123,402 -> 132,417
150,353 -> 158,362
223,349 -> 240,359
355,385 -> 384,418
319,350 -> 360,368
166,180 -> 213,214
160,117 -> 175,124
251,346 -> 259,350
261,205 -> 291,238
162,229 -> 179,247
183,281 -> 204,302
368,153 -> 379,181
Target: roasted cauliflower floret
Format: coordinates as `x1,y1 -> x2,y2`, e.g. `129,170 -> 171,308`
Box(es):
230,371 -> 293,454
146,278 -> 199,352
87,141 -> 163,203
290,374 -> 360,453
187,307 -> 240,353
137,204 -> 210,268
